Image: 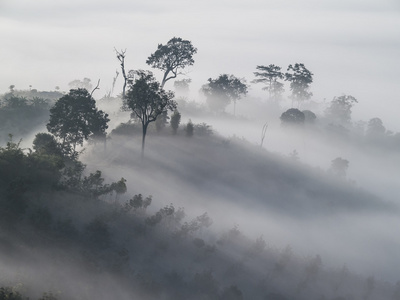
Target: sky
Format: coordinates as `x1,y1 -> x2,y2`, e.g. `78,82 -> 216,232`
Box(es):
1,0 -> 400,130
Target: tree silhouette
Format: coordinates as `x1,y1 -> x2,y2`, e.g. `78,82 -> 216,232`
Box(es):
325,95 -> 358,125
330,157 -> 349,178
146,37 -> 197,88
123,70 -> 176,158
285,63 -> 313,105
366,117 -> 386,137
47,88 -> 109,156
170,110 -> 181,134
252,64 -> 284,101
202,74 -> 248,114
115,48 -> 135,98
280,108 -> 305,126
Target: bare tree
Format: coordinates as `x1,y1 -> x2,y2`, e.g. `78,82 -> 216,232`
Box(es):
115,48 -> 131,98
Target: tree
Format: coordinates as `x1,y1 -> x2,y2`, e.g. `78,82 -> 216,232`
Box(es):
325,95 -> 358,125
32,133 -> 63,157
123,70 -> 176,158
329,157 -> 349,178
174,78 -> 191,98
47,89 -> 109,156
201,74 -> 248,114
170,110 -> 181,134
115,48 -> 135,98
146,37 -> 197,88
155,110 -> 169,133
285,63 -> 313,105
280,108 -> 305,126
302,110 -> 317,124
366,117 -> 386,137
252,64 -> 284,101
185,119 -> 194,137
68,78 -> 93,91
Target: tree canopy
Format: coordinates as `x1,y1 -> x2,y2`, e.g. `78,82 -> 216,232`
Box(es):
285,63 -> 313,104
47,88 -> 109,156
123,70 -> 176,158
280,108 -> 305,126
201,74 -> 248,114
325,94 -> 358,125
146,37 -> 197,88
252,64 -> 285,101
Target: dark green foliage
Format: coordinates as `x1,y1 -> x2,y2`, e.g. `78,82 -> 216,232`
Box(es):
47,88 -> 109,155
124,194 -> 152,212
0,287 -> 24,300
0,135 -> 63,193
0,95 -> 51,141
192,270 -> 219,298
202,74 -> 248,113
280,108 -> 305,125
110,121 -> 138,136
146,37 -> 197,88
30,206 -> 53,231
33,133 -> 63,157
85,216 -> 111,248
145,204 -> 177,226
285,63 -> 313,102
170,110 -> 181,134
123,70 -> 176,157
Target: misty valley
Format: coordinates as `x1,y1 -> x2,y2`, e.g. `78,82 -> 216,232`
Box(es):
1,38 -> 400,300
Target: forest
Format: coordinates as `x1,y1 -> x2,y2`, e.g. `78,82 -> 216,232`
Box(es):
0,37 -> 400,300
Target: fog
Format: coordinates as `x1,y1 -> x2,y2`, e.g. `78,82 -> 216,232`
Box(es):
1,0 -> 400,130
1,0 -> 400,299
81,103 -> 400,283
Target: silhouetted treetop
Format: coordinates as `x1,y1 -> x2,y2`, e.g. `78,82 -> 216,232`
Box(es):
146,37 -> 197,88
123,70 -> 176,158
285,63 -> 313,103
47,88 -> 109,156
202,74 -> 248,114
280,108 -> 305,125
252,64 -> 285,101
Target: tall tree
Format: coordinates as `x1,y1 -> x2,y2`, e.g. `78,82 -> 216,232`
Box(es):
252,64 -> 284,101
201,74 -> 248,115
366,117 -> 386,137
146,37 -> 197,88
115,48 -> 135,98
123,70 -> 176,158
170,110 -> 181,135
47,89 -> 109,156
285,63 -> 313,105
325,95 -> 358,125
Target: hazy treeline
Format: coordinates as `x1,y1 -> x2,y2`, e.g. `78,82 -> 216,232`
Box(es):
0,130 -> 399,300
1,37 -> 400,300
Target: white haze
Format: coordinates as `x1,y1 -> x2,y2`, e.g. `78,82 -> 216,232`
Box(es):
1,0 -> 400,130
1,0 -> 400,295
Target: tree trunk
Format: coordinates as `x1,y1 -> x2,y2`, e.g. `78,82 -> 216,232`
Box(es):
141,123 -> 148,160
161,71 -> 168,89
